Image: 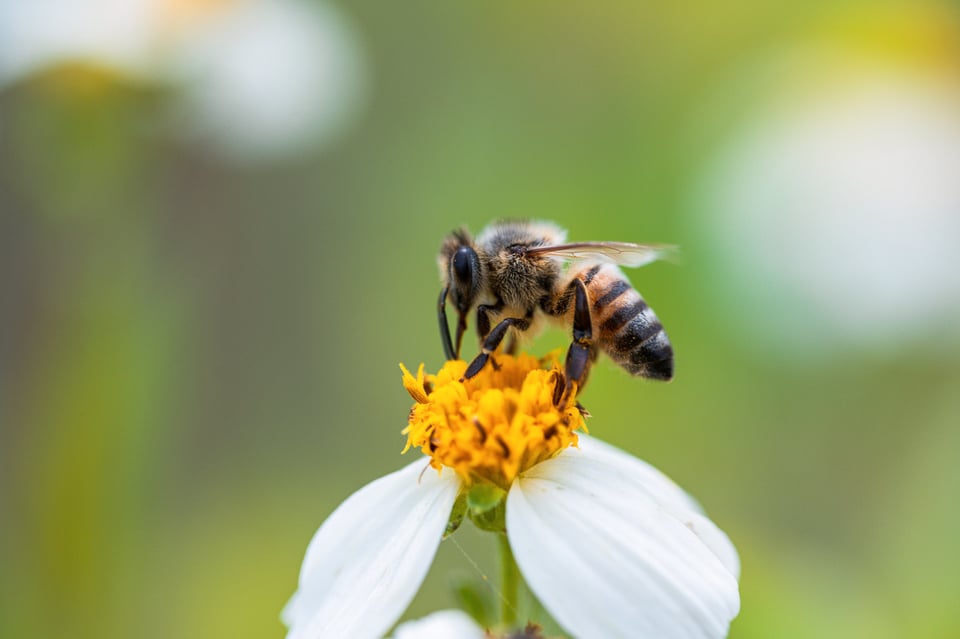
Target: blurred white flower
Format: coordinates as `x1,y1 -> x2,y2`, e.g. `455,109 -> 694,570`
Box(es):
0,0 -> 158,79
0,0 -> 366,162
696,72 -> 960,354
388,610 -> 486,639
282,434 -> 740,639
167,0 -> 365,161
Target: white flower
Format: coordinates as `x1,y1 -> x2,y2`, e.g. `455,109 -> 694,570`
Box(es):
695,63 -> 960,353
285,355 -> 740,638
388,610 -> 487,639
0,0 -> 366,162
283,434 -> 740,639
0,0 -> 158,80
167,0 -> 365,162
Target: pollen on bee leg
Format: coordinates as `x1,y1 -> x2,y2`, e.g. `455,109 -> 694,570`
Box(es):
399,352 -> 585,490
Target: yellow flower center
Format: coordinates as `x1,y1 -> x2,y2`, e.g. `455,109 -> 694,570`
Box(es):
400,352 -> 586,490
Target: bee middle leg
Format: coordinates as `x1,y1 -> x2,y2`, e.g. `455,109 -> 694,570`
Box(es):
463,313 -> 532,380
475,301 -> 504,341
563,278 -> 597,402
479,300 -> 520,356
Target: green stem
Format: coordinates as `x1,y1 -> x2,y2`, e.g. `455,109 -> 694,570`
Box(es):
498,532 -> 519,627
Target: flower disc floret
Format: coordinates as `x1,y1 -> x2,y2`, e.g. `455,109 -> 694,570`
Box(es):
400,353 -> 585,489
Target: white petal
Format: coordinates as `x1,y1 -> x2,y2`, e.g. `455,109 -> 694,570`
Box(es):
284,457 -> 461,639
573,434 -> 704,513
389,610 -> 486,639
507,439 -> 740,639
573,434 -> 740,578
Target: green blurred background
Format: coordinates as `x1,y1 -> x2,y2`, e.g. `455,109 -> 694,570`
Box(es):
2,1 -> 959,637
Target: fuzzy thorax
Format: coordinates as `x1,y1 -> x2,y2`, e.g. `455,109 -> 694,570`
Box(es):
400,353 -> 585,490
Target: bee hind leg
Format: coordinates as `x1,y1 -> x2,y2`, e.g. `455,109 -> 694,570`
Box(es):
562,278 -> 596,404
463,314 -> 531,380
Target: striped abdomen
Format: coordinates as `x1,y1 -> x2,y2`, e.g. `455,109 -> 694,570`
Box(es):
579,264 -> 674,381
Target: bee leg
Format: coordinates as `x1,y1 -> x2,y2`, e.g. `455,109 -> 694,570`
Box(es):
463,315 -> 531,380
563,278 -> 595,403
438,286 -> 456,361
475,301 -> 504,341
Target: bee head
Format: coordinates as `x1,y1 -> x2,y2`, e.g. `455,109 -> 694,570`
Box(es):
437,229 -> 485,360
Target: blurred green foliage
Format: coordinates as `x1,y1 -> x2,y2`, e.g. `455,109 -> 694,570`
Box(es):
2,1 -> 959,638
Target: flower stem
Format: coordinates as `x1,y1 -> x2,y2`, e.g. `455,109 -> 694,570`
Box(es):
498,532 -> 519,627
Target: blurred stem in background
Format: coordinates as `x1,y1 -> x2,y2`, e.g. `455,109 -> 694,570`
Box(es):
3,77 -> 184,637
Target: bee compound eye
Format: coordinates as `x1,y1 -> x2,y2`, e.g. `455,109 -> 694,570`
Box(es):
452,246 -> 477,284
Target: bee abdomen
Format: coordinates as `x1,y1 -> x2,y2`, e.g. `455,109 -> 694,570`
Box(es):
592,280 -> 674,381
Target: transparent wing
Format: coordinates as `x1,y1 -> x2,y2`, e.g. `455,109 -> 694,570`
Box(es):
526,242 -> 677,268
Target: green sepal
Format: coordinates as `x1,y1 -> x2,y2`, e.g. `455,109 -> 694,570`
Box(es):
467,482 -> 505,512
467,483 -> 507,532
444,491 -> 468,538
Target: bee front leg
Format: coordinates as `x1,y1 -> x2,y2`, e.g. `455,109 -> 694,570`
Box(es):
438,286 -> 456,361
563,278 -> 596,402
463,314 -> 531,380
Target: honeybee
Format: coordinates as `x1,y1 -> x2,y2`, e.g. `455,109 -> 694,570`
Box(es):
438,220 -> 675,401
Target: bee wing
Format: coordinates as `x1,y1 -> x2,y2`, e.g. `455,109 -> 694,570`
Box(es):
526,242 -> 677,268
